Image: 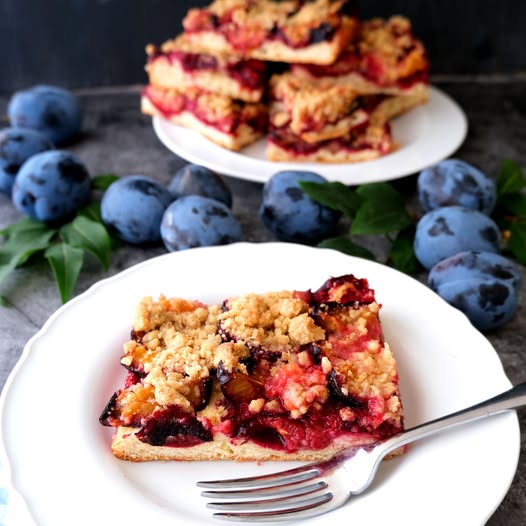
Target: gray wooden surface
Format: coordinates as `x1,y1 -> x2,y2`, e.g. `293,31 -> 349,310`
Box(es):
0,79 -> 525,524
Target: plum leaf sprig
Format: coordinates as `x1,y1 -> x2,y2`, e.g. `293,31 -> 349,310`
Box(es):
300,159 -> 526,274
0,174 -> 119,305
494,159 -> 526,264
299,180 -> 419,274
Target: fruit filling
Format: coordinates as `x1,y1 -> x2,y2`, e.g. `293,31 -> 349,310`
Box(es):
142,84 -> 268,136
100,275 -> 403,456
147,43 -> 267,92
268,122 -> 394,157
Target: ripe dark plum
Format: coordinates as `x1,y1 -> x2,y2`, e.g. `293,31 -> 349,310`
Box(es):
12,150 -> 91,223
417,159 -> 496,215
160,195 -> 242,251
168,164 -> 232,208
431,276 -> 519,331
259,170 -> 340,244
101,175 -> 173,245
8,85 -> 82,146
414,206 -> 501,270
429,251 -> 522,292
0,127 -> 53,196
428,251 -> 521,331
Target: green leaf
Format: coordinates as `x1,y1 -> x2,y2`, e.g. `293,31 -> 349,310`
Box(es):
0,224 -> 56,285
350,182 -> 412,235
355,182 -> 403,202
44,243 -> 85,303
78,201 -> 103,223
351,199 -> 412,235
318,237 -> 376,260
497,193 -> 526,217
0,216 -> 51,238
298,181 -> 362,217
388,227 -> 421,274
91,173 -> 119,191
496,160 -> 526,197
59,216 -> 111,270
508,222 -> 526,264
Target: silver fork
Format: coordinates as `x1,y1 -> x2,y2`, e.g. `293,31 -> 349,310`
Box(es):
198,381 -> 526,522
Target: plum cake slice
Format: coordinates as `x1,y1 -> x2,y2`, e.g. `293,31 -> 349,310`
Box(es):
268,70 -> 422,145
141,84 -> 268,151
292,16 -> 429,98
145,34 -> 267,103
182,0 -> 359,65
100,275 -> 404,462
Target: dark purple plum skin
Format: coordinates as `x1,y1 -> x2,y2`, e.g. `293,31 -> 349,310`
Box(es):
259,171 -> 340,244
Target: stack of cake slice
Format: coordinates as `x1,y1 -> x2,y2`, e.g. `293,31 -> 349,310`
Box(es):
141,1 -> 429,163
141,35 -> 270,151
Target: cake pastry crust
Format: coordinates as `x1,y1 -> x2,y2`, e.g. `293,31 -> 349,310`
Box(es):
100,275 -> 404,462
266,122 -> 396,163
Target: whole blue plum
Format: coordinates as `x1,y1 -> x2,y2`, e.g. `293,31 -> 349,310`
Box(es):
0,127 -> 53,196
101,175 -> 173,245
160,195 -> 242,251
12,150 -> 91,223
430,276 -> 519,331
8,85 -> 82,146
169,164 -> 232,208
429,251 -> 522,292
414,206 -> 501,269
258,171 -> 340,244
418,159 -> 496,215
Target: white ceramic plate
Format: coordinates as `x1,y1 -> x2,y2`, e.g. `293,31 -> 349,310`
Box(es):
0,243 -> 518,526
152,86 -> 467,184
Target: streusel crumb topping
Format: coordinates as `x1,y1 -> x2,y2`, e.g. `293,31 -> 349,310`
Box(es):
219,291 -> 326,350
102,276 -> 404,448
188,0 -> 347,31
359,16 -> 428,81
270,72 -> 359,133
122,295 -> 221,379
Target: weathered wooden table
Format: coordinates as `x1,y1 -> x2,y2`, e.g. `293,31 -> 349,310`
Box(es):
0,80 -> 525,524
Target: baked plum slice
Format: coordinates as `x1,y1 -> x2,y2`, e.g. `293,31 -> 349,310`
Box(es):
216,361 -> 264,403
188,376 -> 213,411
310,274 -> 376,305
327,370 -> 364,409
237,420 -> 287,450
99,383 -> 157,427
136,406 -> 212,446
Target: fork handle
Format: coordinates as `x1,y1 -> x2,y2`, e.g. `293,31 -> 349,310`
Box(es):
381,381 -> 526,457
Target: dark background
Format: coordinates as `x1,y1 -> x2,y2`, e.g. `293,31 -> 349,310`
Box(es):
1,0 -> 526,94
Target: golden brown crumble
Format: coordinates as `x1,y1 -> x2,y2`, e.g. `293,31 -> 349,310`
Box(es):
219,291 -> 325,351
147,34 -> 245,64
185,0 -> 349,42
270,72 -> 367,139
112,286 -> 401,429
358,16 -> 428,82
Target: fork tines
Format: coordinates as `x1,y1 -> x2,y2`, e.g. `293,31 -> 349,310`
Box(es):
198,462 -> 340,522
